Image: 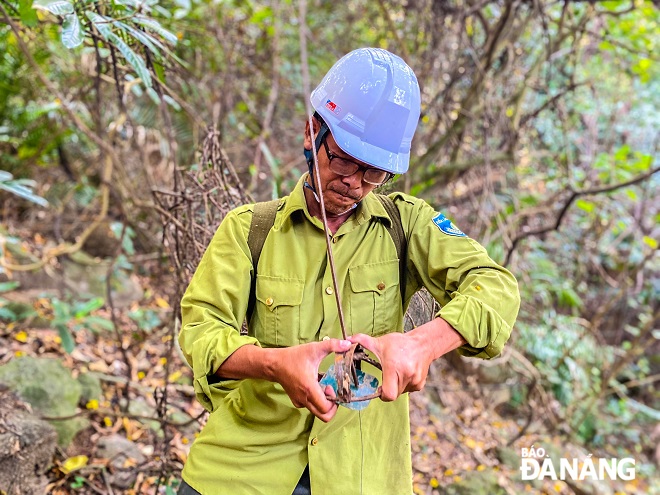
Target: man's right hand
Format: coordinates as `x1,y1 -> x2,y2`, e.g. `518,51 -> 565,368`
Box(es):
269,339 -> 352,422
215,338 -> 352,423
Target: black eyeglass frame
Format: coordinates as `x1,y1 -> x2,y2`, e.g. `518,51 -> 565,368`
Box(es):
321,136 -> 393,186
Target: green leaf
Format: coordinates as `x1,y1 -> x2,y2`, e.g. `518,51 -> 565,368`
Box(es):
73,297 -> 104,318
83,316 -> 115,332
558,286 -> 582,309
624,325 -> 640,337
19,0 -> 39,26
133,16 -> 178,45
575,199 -> 595,213
0,307 -> 17,321
128,308 -> 162,331
114,0 -> 148,9
163,95 -> 181,111
147,86 -> 160,104
62,12 -> 84,49
109,222 -> 136,255
614,145 -> 631,162
57,324 -> 76,353
70,476 -> 85,489
0,281 -> 20,293
113,20 -> 165,56
87,11 -> 153,88
0,181 -> 49,207
33,0 -> 74,15
642,236 -> 658,249
153,61 -> 165,83
51,299 -> 70,322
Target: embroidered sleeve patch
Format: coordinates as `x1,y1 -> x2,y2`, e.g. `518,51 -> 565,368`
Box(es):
432,213 -> 466,237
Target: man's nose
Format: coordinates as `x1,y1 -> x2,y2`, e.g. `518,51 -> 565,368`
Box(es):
340,170 -> 364,188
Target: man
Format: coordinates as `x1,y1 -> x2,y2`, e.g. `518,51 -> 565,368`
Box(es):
178,48 -> 520,495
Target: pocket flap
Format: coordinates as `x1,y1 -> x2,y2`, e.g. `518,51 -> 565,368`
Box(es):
349,260 -> 399,295
256,275 -> 304,311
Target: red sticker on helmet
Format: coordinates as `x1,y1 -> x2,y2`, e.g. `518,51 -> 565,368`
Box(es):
325,99 -> 341,115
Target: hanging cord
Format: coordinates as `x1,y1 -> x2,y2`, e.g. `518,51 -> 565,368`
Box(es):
298,2 -> 382,408
298,2 -> 349,342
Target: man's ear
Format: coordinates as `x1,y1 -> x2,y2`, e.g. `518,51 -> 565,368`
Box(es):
303,116 -> 322,151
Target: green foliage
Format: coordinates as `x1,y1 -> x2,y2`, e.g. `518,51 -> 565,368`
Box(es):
109,221 -> 136,255
518,313 -> 614,407
50,296 -> 113,353
0,170 -> 49,206
70,476 -> 86,489
0,280 -> 21,321
8,0 -> 180,104
128,307 -> 163,332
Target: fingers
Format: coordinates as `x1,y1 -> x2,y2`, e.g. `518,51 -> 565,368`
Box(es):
380,366 -> 400,402
347,333 -> 380,357
318,338 -> 352,356
280,340 -> 350,422
349,333 -> 400,401
305,384 -> 338,422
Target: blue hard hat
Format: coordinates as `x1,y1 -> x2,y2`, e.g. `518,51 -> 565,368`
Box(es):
311,48 -> 421,174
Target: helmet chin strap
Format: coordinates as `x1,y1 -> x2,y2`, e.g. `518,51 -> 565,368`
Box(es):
304,113 -> 329,192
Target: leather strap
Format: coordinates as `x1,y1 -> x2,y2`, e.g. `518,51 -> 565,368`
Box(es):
246,199 -> 280,322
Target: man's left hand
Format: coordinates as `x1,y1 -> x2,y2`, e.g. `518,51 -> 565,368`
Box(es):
347,318 -> 466,402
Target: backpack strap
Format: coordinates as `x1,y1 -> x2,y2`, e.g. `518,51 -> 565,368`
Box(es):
376,194 -> 408,306
246,199 -> 280,321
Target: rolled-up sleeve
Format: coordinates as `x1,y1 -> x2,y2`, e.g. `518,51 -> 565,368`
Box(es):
401,197 -> 520,359
178,207 -> 260,411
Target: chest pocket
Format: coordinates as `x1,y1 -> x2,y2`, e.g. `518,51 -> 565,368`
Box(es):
253,275 -> 304,347
348,260 -> 401,336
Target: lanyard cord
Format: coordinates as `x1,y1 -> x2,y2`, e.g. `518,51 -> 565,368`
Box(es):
298,3 -> 349,342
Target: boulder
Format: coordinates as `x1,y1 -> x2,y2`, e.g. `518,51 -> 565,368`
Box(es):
0,356 -> 87,446
97,434 -> 147,489
0,387 -> 57,495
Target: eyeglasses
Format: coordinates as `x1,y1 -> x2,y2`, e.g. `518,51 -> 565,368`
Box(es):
322,137 -> 392,186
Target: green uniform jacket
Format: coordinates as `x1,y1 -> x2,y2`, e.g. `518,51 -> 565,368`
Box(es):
179,175 -> 520,495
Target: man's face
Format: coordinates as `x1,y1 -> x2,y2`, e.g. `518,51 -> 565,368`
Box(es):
306,131 -> 381,216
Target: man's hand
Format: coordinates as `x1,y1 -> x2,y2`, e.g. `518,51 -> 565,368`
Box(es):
348,318 -> 466,402
269,339 -> 352,422
216,338 -> 352,422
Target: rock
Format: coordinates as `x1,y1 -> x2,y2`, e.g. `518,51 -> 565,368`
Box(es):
97,434 -> 147,489
0,356 -> 87,446
0,387 -> 57,495
77,371 -> 103,405
123,397 -> 163,435
61,251 -> 143,308
443,471 -> 506,495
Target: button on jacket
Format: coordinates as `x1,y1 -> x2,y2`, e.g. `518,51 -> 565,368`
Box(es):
179,174 -> 520,495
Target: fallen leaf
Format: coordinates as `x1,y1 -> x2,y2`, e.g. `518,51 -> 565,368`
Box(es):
61,455 -> 88,474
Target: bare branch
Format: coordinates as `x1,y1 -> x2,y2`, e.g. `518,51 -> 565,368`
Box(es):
504,165 -> 660,265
